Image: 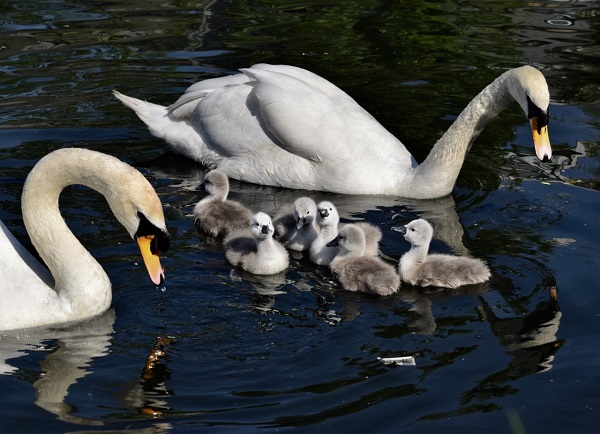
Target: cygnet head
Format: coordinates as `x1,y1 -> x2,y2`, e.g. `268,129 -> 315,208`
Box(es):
293,197 -> 317,229
200,170 -> 229,200
392,218 -> 433,247
250,212 -> 275,240
316,201 -> 339,228
328,224 -> 366,256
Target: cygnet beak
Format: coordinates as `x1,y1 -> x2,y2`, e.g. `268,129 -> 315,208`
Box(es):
261,225 -> 270,235
326,237 -> 339,247
319,209 -> 329,218
391,226 -> 407,235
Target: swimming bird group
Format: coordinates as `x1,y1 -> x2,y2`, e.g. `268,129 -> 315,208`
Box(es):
2,63 -> 552,330
193,169 -> 491,295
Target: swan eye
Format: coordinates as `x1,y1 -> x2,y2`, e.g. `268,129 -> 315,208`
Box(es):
410,227 -> 415,232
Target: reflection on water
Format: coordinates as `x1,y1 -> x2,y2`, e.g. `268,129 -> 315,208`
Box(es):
479,287 -> 562,376
0,310 -> 115,424
117,336 -> 175,418
1,0 -> 599,432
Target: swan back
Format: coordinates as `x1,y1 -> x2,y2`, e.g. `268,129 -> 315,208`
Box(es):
394,218 -> 490,288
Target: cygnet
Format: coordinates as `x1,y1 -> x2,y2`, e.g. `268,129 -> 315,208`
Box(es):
327,224 -> 400,296
273,196 -> 319,251
310,201 -> 381,266
224,212 -> 289,275
393,218 -> 491,288
193,170 -> 253,237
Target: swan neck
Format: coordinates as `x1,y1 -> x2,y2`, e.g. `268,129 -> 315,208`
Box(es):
21,150 -> 116,309
411,72 -> 513,197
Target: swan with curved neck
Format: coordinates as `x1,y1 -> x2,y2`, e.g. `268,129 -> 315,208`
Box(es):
0,148 -> 170,331
114,64 -> 552,198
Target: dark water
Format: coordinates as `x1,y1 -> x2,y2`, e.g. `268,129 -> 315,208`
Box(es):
1,0 -> 600,432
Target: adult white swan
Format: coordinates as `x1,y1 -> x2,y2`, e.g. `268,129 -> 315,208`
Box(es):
0,148 -> 170,331
113,63 -> 552,198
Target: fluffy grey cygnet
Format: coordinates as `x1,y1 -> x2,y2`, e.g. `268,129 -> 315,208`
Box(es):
224,212 -> 289,275
393,218 -> 491,288
273,197 -> 319,251
310,201 -> 382,266
327,224 -> 400,296
193,170 -> 253,237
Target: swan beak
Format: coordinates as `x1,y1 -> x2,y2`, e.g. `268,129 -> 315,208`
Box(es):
137,235 -> 165,286
530,118 -> 552,161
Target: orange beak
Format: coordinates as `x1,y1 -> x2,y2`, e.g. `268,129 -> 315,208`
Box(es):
137,234 -> 165,286
530,118 -> 552,161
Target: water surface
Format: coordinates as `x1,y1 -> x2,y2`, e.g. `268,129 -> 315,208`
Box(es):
1,0 -> 600,433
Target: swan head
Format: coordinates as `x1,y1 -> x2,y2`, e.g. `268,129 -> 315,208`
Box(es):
508,66 -> 552,161
316,201 -> 339,228
105,168 -> 170,287
293,197 -> 317,229
327,224 -> 366,256
251,212 -> 275,240
200,170 -> 229,200
392,218 -> 433,247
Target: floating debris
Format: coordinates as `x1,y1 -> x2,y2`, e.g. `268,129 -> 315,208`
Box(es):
378,356 -> 416,366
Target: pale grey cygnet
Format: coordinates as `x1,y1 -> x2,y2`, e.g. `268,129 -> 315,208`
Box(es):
224,212 -> 289,275
310,201 -> 381,266
193,170 -> 253,237
393,218 -> 491,288
273,196 -> 319,251
327,224 -> 400,296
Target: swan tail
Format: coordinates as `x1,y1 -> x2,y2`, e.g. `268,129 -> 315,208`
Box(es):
113,90 -> 168,130
113,90 -> 218,165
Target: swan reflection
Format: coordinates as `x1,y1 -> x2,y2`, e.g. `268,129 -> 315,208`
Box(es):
478,287 -> 562,375
0,310 -> 116,425
0,312 -> 178,429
